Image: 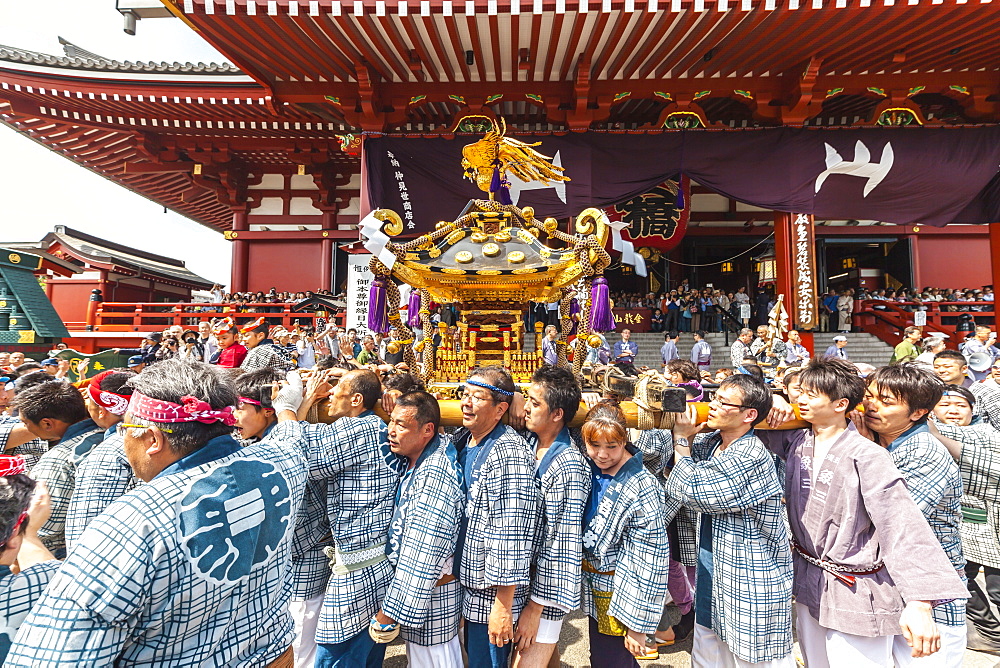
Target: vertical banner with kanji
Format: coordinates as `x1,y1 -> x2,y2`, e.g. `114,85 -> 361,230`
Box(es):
791,214 -> 818,330
346,253 -> 374,335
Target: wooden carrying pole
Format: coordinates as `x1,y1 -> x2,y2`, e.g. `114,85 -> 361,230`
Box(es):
315,399 -> 810,431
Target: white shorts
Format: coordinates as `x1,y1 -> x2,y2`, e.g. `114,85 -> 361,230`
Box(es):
288,593 -> 325,668
892,622 -> 965,668
406,635 -> 463,668
535,617 -> 563,645
796,602 -> 892,668
692,623 -> 795,668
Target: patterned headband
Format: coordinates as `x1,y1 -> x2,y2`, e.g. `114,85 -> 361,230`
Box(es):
87,371 -> 130,416
240,316 -> 267,334
0,456 -> 26,477
466,378 -> 514,397
211,317 -> 235,336
127,392 -> 236,426
238,397 -> 262,406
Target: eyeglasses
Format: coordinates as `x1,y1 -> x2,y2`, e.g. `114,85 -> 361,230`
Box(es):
709,397 -> 750,411
459,391 -> 494,405
116,423 -> 173,435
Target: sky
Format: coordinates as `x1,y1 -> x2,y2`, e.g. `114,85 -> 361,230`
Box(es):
0,1 -> 234,286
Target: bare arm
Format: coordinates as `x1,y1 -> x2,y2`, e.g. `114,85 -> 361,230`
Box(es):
3,424 -> 40,451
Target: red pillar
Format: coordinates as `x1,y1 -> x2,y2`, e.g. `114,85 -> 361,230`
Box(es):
990,223 -> 1000,296
231,210 -> 250,293
774,212 -> 796,323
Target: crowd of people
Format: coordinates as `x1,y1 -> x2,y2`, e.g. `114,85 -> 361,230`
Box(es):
605,283 -> 996,337
1,285 -> 1000,667
0,328 -> 998,668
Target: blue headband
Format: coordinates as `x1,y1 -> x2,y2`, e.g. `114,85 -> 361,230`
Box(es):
466,378 -> 514,397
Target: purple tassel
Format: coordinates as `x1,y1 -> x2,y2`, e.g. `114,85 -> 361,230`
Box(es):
675,177 -> 685,210
407,290 -> 422,328
497,181 -> 513,205
490,165 -> 503,193
367,277 -> 390,334
490,165 -> 513,205
569,298 -> 580,336
590,277 -> 615,332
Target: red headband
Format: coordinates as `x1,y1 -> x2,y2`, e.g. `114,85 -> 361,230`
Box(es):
0,456 -> 26,477
127,392 -> 236,426
238,397 -> 262,406
87,370 -> 130,416
240,316 -> 266,334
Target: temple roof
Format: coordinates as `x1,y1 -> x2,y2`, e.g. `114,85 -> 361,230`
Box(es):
37,226 -> 216,290
0,248 -> 71,340
1,4 -> 998,237
0,42 -> 241,75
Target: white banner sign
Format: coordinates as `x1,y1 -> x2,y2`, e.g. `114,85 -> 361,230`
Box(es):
914,310 -> 927,327
346,253 -> 374,335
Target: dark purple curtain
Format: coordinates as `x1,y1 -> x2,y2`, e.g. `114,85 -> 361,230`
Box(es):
365,126 -> 1000,233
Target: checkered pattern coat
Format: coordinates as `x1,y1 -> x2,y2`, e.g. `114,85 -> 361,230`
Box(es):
241,342 -> 295,372
243,418 -> 330,602
634,428 -> 698,567
581,451 -> 669,635
65,433 -> 139,552
663,430 -> 793,663
972,381 -> 1000,430
383,435 -> 464,646
524,430 -> 591,620
456,425 -> 540,624
301,412 -> 405,644
0,561 -> 60,664
289,479 -> 332,601
936,421 -> 1000,568
887,424 -> 965,627
29,419 -> 105,556
0,421 -> 48,471
7,422 -> 308,667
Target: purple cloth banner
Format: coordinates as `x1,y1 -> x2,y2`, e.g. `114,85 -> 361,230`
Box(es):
365,127 -> 1000,234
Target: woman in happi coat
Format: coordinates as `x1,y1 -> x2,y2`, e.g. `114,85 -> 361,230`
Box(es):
579,402 -> 669,667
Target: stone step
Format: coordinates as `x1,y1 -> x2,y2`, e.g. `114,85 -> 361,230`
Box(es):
524,331 -> 896,371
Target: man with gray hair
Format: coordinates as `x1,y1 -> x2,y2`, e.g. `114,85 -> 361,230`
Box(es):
8,358 -> 309,667
455,366 -> 539,668
915,336 -> 947,369
730,328 -> 754,368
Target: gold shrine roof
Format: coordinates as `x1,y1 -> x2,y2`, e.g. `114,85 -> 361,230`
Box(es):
389,205 -> 585,304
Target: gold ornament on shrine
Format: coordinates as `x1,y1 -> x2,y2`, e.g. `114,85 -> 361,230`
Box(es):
359,121 -> 614,390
